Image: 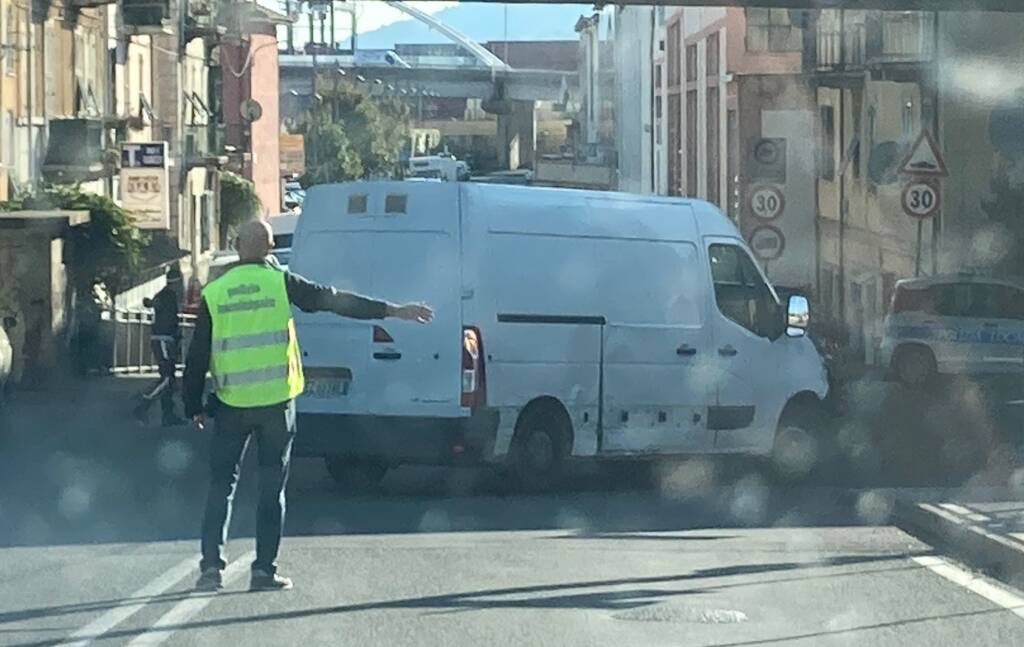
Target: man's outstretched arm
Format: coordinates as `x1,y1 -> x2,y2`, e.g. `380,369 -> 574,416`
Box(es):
284,271 -> 433,322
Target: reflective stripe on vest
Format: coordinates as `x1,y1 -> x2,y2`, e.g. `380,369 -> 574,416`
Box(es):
203,263 -> 304,407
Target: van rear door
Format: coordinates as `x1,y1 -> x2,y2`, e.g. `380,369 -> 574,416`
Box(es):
291,182 -> 463,418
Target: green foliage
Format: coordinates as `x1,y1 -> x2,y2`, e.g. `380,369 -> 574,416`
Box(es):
294,80 -> 410,185
219,171 -> 262,242
1,185 -> 147,295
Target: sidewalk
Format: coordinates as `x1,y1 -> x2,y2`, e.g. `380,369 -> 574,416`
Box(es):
895,487 -> 1024,586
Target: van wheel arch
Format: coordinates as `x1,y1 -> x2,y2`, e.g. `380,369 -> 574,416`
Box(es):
509,397 -> 574,491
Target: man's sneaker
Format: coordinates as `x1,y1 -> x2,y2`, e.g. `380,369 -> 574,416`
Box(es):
195,568 -> 223,592
250,569 -> 293,591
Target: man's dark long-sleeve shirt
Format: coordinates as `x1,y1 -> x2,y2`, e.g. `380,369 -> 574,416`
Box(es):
145,287 -> 180,339
183,259 -> 388,417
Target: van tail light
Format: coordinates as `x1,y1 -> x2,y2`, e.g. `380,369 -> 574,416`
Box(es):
462,326 -> 486,408
373,325 -> 394,343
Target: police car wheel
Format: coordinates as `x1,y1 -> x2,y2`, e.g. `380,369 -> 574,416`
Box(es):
324,457 -> 388,491
893,346 -> 936,388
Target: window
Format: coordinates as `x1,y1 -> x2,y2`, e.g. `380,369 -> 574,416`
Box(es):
4,5 -> 16,75
685,90 -> 697,194
819,105 -> 835,180
685,44 -> 697,82
667,93 -> 681,195
746,8 -> 803,53
384,194 -> 407,214
709,244 -> 779,337
707,87 -> 720,205
667,22 -> 680,87
707,32 -> 720,77
654,64 -> 662,90
347,194 -> 368,214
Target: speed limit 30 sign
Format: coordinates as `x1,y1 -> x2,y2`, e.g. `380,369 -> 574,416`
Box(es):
748,184 -> 785,221
901,179 -> 941,219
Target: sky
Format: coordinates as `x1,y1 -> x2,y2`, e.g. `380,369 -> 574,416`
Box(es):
278,1 -> 592,50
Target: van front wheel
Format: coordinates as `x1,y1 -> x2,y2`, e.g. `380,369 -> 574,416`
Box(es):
324,457 -> 388,491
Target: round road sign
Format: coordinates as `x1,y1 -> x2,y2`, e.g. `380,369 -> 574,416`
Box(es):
748,184 -> 785,221
748,224 -> 785,261
901,179 -> 941,219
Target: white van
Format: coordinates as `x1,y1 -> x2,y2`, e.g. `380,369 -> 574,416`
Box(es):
289,182 -> 828,486
880,274 -> 1024,386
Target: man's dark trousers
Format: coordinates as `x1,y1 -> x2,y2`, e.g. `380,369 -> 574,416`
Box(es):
200,400 -> 296,575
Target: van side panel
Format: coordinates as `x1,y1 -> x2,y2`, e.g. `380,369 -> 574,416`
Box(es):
462,184 -> 706,459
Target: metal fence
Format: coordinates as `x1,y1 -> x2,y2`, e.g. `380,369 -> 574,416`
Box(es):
103,308 -> 197,374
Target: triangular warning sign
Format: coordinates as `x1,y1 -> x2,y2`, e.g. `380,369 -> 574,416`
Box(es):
899,130 -> 948,177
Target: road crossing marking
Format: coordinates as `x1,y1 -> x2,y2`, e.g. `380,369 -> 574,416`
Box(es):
54,556 -> 195,647
124,550 -> 256,647
913,555 -> 1024,619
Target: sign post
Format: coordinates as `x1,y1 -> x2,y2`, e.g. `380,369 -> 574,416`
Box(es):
899,130 -> 948,276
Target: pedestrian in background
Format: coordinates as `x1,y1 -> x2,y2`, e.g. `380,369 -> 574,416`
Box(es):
133,265 -> 185,427
184,219 -> 432,592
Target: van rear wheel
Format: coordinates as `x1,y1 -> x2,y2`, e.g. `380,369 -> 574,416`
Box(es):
510,406 -> 571,492
324,457 -> 388,491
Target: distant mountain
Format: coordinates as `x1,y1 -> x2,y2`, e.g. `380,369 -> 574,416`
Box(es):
357,3 -> 592,49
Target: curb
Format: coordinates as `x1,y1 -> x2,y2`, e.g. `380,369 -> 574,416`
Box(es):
895,498 -> 1024,585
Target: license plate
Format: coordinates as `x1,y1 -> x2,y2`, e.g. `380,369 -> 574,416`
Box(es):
305,378 -> 349,398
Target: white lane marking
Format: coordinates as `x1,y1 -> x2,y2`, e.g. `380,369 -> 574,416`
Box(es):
54,556 -> 196,647
125,550 -> 256,647
938,502 -> 991,522
913,555 -> 1024,619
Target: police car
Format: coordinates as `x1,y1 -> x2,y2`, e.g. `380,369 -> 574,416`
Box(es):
880,273 -> 1024,386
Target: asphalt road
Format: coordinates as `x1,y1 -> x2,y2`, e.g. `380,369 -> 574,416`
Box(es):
2,376 -> 1024,646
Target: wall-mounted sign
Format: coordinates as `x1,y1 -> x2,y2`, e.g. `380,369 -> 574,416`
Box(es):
748,224 -> 786,261
748,184 -> 785,221
121,142 -> 169,230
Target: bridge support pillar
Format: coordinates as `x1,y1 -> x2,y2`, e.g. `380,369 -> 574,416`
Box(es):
497,100 -> 536,171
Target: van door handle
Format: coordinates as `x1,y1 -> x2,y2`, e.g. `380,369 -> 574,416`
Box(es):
373,351 -> 402,360
676,344 -> 697,356
718,345 -> 738,357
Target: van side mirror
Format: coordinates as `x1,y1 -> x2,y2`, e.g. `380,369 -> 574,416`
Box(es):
2,316 -> 15,331
786,295 -> 809,337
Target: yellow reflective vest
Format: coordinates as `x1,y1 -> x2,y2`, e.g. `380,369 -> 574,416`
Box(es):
202,264 -> 304,407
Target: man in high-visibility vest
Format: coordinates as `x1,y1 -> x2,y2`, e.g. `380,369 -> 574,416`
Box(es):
183,220 -> 432,592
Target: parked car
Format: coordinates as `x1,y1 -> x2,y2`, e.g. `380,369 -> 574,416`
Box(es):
290,181 -> 828,488
880,273 -> 1024,387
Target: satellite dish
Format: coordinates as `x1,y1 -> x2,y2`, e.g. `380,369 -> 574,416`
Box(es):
240,99 -> 263,123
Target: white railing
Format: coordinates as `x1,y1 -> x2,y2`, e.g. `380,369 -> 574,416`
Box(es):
103,308 -> 196,374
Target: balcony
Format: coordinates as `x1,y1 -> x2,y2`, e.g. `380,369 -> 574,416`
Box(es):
184,13 -> 226,44
814,12 -> 932,72
68,0 -> 116,7
41,118 -> 118,182
122,0 -> 173,35
184,124 -> 228,169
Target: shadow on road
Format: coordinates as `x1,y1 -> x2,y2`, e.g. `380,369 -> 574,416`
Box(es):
1,551 -> 931,647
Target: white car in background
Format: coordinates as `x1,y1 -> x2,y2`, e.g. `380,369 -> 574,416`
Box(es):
269,213 -> 298,269
880,274 -> 1024,386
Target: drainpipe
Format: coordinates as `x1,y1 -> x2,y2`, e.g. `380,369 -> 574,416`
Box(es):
25,0 -> 34,188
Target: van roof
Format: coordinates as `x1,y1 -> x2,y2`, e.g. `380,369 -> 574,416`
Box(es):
895,272 -> 1024,291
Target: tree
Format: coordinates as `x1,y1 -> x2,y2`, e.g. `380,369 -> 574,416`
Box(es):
294,80 -> 410,185
980,160 -> 1024,275
219,171 -> 262,245
1,185 -> 147,295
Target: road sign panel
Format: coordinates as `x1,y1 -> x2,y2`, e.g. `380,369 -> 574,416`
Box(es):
899,130 -> 948,177
748,184 -> 785,221
901,179 -> 941,219
748,224 -> 785,261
